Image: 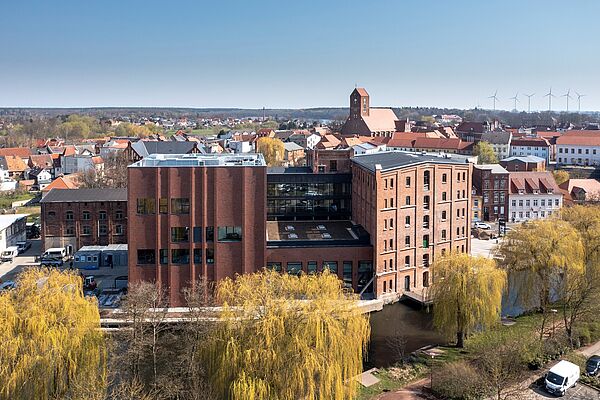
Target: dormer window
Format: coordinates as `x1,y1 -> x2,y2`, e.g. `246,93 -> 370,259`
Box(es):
518,190 -> 524,195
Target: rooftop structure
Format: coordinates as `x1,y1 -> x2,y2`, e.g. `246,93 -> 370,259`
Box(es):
351,151 -> 471,172
129,153 -> 266,168
41,188 -> 127,203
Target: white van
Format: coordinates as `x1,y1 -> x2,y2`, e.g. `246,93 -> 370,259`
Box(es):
40,248 -> 68,266
1,246 -> 19,262
545,360 -> 580,396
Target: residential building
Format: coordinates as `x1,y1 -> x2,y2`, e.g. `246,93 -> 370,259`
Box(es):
472,164 -> 509,222
27,168 -> 52,190
62,154 -> 104,175
28,154 -> 57,177
283,142 -> 305,166
510,137 -> 552,163
0,214 -> 27,252
481,131 -> 512,160
341,88 -> 399,137
40,188 -> 127,254
500,155 -> 546,172
351,152 -> 472,301
455,121 -> 489,142
0,147 -> 34,163
125,141 -> 201,162
508,172 -> 562,222
559,179 -> 600,203
556,131 -> 600,166
41,175 -> 80,197
0,155 -> 29,179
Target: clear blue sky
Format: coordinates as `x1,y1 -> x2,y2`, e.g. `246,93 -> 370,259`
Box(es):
1,0 -> 599,111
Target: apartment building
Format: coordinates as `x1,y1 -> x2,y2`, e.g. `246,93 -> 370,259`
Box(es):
508,172 -> 562,222
481,131 -> 512,160
472,164 -> 509,222
40,188 -> 127,253
556,131 -> 600,166
351,152 -> 472,301
510,137 -> 552,163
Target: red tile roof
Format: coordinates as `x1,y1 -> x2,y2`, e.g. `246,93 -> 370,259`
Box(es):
556,130 -> 600,146
511,137 -> 550,147
509,171 -> 561,195
42,175 -> 80,192
0,147 -> 33,159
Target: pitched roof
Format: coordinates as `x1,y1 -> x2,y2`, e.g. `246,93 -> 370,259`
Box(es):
41,188 -> 127,203
355,87 -> 369,97
481,131 -> 512,144
0,155 -> 28,172
559,179 -> 600,197
509,171 -> 561,195
556,130 -> 600,146
28,154 -> 54,169
456,122 -> 487,133
283,142 -> 304,152
511,137 -> 550,147
0,147 -> 33,158
501,155 -> 545,163
361,108 -> 398,133
413,137 -> 473,151
131,141 -> 198,158
41,175 -> 80,192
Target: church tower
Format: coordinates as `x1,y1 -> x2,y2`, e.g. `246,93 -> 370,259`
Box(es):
350,88 -> 370,120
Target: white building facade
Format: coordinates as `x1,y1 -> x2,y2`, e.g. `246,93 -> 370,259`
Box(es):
508,172 -> 562,223
556,131 -> 600,166
0,215 -> 27,251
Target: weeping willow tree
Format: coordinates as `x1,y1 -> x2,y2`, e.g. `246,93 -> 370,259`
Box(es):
430,253 -> 506,348
496,219 -> 584,341
0,268 -> 106,400
203,269 -> 370,400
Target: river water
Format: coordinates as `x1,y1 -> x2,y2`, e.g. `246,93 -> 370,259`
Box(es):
366,300 -> 445,368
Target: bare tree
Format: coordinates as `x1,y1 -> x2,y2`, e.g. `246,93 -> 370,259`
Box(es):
80,151 -> 129,189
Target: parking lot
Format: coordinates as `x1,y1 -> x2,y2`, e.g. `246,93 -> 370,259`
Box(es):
525,382 -> 600,399
0,239 -> 42,281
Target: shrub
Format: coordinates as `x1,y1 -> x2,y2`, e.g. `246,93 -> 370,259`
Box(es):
432,361 -> 488,399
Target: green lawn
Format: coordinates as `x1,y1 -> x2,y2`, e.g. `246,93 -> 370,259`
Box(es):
0,192 -> 35,209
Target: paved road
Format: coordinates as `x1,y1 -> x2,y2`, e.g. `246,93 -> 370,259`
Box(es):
470,237 -> 502,259
0,239 -> 42,281
525,382 -> 600,399
580,341 -> 600,358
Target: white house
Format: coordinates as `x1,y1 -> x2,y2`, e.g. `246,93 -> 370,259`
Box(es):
351,142 -> 387,156
28,168 -> 52,190
306,133 -> 321,150
0,214 -> 27,251
481,131 -> 512,160
229,140 -> 253,153
556,131 -> 600,166
508,171 -> 562,223
510,137 -> 552,163
62,155 -> 104,175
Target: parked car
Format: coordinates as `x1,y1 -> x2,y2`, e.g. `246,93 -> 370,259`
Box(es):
16,241 -> 31,254
586,355 -> 600,376
0,280 -> 16,291
1,246 -> 19,262
474,222 -> 492,230
545,360 -> 580,396
40,247 -> 69,267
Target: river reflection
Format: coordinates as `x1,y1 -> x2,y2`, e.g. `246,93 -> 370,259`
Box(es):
366,300 -> 445,368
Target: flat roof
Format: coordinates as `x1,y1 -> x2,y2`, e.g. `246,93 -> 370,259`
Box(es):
76,244 -> 128,252
0,214 -> 27,231
130,153 -> 266,167
41,188 -> 127,203
351,150 -> 471,172
267,220 -> 359,242
474,164 -> 509,174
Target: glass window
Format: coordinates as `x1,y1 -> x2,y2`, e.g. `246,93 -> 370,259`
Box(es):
159,249 -> 168,264
206,226 -> 214,241
194,248 -> 202,264
423,215 -> 429,228
66,211 -> 74,220
442,192 -> 447,201
343,261 -> 352,288
405,196 -> 411,205
405,235 -> 410,247
115,224 -> 124,235
99,211 -> 107,220
193,227 -> 202,243
423,235 -> 429,248
442,173 -> 447,183
405,176 -> 411,187
171,198 -> 190,214
307,261 -> 317,274
82,211 -> 91,220
82,225 -> 91,235
137,198 -> 155,214
66,226 -> 75,236
357,261 -> 373,294
286,262 -> 302,275
171,249 -> 190,264
171,227 -> 189,242
206,248 -> 214,263
115,210 -> 124,220
423,170 -> 430,190
442,210 -> 447,220
218,226 -> 242,241
159,198 -> 168,214
137,249 -> 155,264
442,229 -> 447,240
267,262 -> 282,272
99,225 -> 108,236
323,261 -> 338,274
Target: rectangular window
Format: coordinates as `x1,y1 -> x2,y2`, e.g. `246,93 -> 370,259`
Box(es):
206,248 -> 214,263
171,227 -> 189,242
137,249 -> 155,264
343,261 -> 353,288
307,261 -> 317,274
115,210 -> 124,220
267,262 -> 282,272
323,261 -> 338,274
159,249 -> 168,264
404,255 -> 410,268
442,173 -> 447,183
423,235 -> 429,248
82,225 -> 91,235
442,229 -> 447,240
405,176 -> 411,187
171,249 -> 190,264
82,211 -> 91,220
171,198 -> 190,214
218,226 -> 242,241
98,225 -> 108,236
193,227 -> 202,243
206,226 -> 214,241
137,198 -> 155,214
405,196 -> 411,206
287,262 -> 302,275
194,248 -> 202,264
405,235 -> 410,247
115,224 -> 124,235
159,198 -> 168,214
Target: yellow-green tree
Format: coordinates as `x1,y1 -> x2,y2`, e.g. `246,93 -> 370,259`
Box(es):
496,219 -> 584,341
0,268 -> 105,400
203,269 -> 370,400
552,170 -> 569,186
256,137 -> 285,166
430,253 -> 506,347
473,141 -> 499,164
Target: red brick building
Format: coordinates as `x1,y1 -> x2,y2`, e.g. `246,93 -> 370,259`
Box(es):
472,164 -> 509,222
40,188 -> 128,254
127,154 -> 267,305
351,152 -> 472,301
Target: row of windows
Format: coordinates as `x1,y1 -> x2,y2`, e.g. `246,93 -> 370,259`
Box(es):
169,226 -> 242,243
511,210 -> 553,220
511,198 -> 560,207
137,248 -> 215,265
557,157 -> 600,165
383,208 -> 465,231
267,183 -> 351,197
62,225 -> 124,236
558,147 -> 597,155
137,198 -> 190,215
483,191 -> 506,204
48,210 -> 125,220
266,260 -> 373,290
383,171 -> 467,191
483,179 -> 507,190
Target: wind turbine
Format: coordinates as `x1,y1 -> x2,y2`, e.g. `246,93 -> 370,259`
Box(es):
562,89 -> 573,112
575,91 -> 586,113
544,87 -> 556,111
488,90 -> 499,111
509,92 -> 519,111
524,93 -> 535,113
